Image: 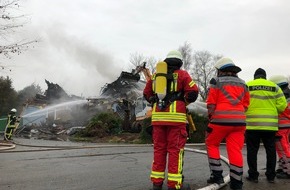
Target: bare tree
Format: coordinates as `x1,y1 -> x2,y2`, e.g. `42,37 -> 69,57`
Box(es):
178,41 -> 192,71
192,51 -> 222,101
144,56 -> 157,74
0,0 -> 37,59
129,52 -> 157,81
129,52 -> 145,68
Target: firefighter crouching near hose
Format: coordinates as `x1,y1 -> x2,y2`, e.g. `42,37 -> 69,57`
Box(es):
143,50 -> 198,190
4,108 -> 20,141
269,75 -> 290,179
205,58 -> 250,190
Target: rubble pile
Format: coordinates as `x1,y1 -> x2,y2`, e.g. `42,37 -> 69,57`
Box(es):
17,69 -> 148,140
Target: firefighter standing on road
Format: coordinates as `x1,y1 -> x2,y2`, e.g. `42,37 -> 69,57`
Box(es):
245,68 -> 287,183
143,50 -> 198,190
205,57 -> 250,190
4,108 -> 20,141
269,75 -> 290,179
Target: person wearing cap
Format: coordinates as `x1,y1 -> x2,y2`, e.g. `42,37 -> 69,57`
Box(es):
205,57 -> 249,190
143,50 -> 198,190
4,108 -> 20,140
269,75 -> 290,179
245,69 -> 287,183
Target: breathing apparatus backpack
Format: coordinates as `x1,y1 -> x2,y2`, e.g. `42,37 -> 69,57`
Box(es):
153,61 -> 183,110
154,61 -> 167,101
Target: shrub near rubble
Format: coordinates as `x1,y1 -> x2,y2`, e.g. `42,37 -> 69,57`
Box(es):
77,112 -> 123,138
74,112 -> 208,143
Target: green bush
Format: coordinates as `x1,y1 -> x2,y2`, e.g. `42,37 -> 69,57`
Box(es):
139,117 -> 153,143
77,112 -> 123,138
187,113 -> 208,143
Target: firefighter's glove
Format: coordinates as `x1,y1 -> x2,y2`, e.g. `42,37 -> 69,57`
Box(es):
149,96 -> 157,104
186,91 -> 198,103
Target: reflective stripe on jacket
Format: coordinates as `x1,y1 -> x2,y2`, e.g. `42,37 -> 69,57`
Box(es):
278,98 -> 290,129
206,76 -> 250,126
246,78 -> 287,131
143,69 -> 198,126
7,114 -> 17,127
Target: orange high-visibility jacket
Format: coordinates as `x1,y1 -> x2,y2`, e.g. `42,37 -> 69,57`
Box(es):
207,76 -> 250,125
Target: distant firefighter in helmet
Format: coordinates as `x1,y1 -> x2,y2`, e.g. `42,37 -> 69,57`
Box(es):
269,75 -> 290,179
4,108 -> 20,141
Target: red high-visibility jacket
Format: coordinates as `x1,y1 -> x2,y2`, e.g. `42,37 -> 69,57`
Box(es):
278,99 -> 290,129
143,69 -> 198,126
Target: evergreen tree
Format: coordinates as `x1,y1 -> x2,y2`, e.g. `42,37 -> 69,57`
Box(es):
0,76 -> 17,116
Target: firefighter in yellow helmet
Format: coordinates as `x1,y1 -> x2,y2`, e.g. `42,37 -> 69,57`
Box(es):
4,108 -> 20,141
269,75 -> 290,179
143,50 -> 198,190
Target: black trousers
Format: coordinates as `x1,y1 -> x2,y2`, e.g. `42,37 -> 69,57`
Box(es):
246,130 -> 276,180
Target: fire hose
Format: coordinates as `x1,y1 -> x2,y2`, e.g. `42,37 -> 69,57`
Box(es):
185,147 -> 230,190
0,141 -> 230,190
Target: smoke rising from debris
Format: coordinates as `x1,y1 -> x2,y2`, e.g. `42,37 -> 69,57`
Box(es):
46,26 -> 121,81
8,24 -> 125,97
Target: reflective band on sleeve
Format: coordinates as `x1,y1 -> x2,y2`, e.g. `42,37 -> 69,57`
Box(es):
189,80 -> 195,87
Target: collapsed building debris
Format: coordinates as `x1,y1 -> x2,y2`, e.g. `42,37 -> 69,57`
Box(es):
18,79 -> 87,140
31,79 -> 81,105
86,69 -> 148,132
17,67 -> 151,140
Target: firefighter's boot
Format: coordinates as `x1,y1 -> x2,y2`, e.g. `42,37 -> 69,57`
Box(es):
207,171 -> 224,184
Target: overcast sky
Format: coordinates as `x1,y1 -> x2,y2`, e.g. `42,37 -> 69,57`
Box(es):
2,0 -> 290,97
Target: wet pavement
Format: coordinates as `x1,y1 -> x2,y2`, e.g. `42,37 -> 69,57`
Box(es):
0,138 -> 289,190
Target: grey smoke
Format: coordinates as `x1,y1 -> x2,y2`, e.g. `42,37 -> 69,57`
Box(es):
8,24 -> 125,97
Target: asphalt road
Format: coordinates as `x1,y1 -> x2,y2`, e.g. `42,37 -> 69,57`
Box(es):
0,138 -> 289,190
